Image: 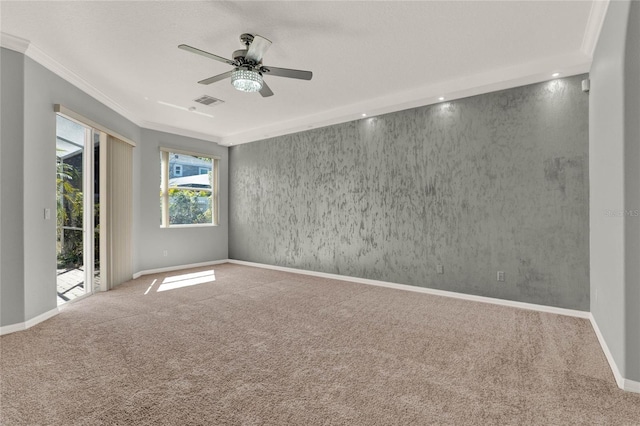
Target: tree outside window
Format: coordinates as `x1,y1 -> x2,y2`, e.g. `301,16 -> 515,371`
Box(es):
160,149 -> 218,227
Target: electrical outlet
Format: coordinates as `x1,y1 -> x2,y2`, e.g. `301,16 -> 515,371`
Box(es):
44,208 -> 51,220
497,271 -> 505,282
436,264 -> 444,274
163,250 -> 168,257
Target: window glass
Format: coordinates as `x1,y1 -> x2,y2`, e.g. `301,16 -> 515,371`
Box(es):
160,150 -> 217,227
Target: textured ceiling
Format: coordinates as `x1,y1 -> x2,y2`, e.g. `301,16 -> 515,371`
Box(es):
0,1 -> 607,145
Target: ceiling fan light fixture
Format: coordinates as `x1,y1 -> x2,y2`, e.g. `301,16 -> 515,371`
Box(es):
179,36 -> 312,98
231,69 -> 263,92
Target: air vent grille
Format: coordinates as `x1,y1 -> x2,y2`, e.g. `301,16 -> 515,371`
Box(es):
193,95 -> 224,107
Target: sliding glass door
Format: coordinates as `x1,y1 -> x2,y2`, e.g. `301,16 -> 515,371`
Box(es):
55,115 -> 100,305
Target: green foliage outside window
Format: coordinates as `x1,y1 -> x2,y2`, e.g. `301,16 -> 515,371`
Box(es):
56,156 -> 99,269
168,188 -> 212,225
57,157 -> 82,267
161,150 -> 217,227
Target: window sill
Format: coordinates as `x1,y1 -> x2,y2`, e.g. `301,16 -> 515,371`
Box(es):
160,223 -> 218,229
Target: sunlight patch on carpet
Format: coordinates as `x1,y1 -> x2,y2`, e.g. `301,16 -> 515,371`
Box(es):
144,279 -> 158,295
156,270 -> 216,292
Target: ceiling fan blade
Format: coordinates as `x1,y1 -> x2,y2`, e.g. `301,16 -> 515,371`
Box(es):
245,34 -> 272,63
198,71 -> 232,85
261,66 -> 312,80
259,81 -> 274,97
178,44 -> 234,66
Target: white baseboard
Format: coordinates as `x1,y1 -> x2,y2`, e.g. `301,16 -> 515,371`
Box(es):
589,314 -> 640,393
132,259 -> 229,279
5,259 -> 638,394
589,313 -> 625,389
0,322 -> 26,335
0,307 -> 59,336
230,259 -> 640,393
58,291 -> 93,308
625,379 -> 640,393
226,259 -> 590,319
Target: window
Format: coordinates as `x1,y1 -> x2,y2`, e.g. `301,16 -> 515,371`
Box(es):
160,149 -> 219,227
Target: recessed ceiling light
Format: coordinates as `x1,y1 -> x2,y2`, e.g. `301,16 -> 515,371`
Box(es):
438,97 -> 445,101
552,72 -> 560,77
362,113 -> 367,117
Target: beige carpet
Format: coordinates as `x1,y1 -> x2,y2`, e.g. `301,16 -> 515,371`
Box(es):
1,263 -> 639,425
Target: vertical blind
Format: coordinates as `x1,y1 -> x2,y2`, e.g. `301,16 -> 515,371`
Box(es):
102,135 -> 134,289
55,105 -> 135,291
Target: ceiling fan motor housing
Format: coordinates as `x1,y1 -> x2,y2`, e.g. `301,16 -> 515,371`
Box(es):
239,33 -> 254,46
232,49 -> 248,62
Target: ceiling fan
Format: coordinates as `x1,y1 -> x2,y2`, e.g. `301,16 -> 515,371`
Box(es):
178,33 -> 312,98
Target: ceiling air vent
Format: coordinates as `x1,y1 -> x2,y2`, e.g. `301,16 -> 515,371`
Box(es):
193,95 -> 224,107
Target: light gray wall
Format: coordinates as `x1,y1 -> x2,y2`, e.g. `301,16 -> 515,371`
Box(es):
136,129 -> 228,272
1,48 -> 25,326
230,75 -> 590,310
18,55 -> 141,321
590,0 -> 640,383
624,0 -> 640,383
1,49 -> 229,327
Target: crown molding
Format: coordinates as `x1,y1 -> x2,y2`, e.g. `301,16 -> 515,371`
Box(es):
2,32 -> 142,128
0,32 -> 30,53
581,0 -> 610,58
2,24 -> 595,148
2,31 -> 224,145
140,120 -> 223,145
223,52 -> 591,146
22,41 -> 142,127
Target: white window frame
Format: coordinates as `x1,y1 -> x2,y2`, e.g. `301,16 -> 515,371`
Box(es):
160,148 -> 219,228
173,164 -> 183,177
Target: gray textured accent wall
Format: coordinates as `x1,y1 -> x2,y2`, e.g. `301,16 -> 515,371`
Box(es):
230,75 -> 589,310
